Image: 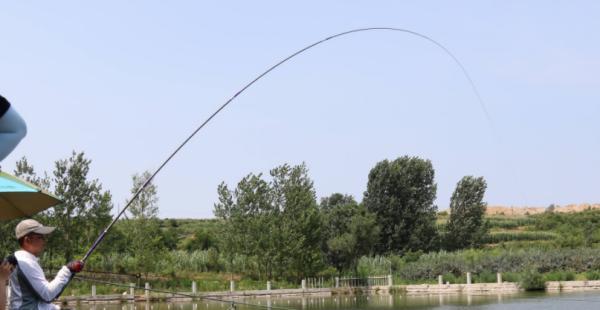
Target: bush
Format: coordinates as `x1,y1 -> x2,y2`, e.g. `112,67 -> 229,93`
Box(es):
473,271 -> 497,283
395,247 -> 600,281
389,254 -> 405,272
586,270 -> 600,280
442,272 -> 465,284
543,271 -> 575,281
487,217 -> 536,229
483,231 -> 556,243
520,269 -> 545,291
356,256 -> 391,277
502,272 -> 521,283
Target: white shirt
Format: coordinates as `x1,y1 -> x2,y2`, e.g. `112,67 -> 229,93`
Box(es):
9,250 -> 72,310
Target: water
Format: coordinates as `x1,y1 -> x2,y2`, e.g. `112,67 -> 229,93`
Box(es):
77,291 -> 600,310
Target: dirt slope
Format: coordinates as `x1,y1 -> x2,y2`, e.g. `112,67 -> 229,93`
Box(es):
486,204 -> 600,216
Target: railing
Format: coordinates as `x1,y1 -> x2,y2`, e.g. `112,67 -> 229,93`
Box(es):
302,277 -> 330,288
339,275 -> 389,287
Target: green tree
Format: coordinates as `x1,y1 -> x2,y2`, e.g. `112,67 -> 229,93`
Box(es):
179,227 -> 217,251
270,164 -> 322,279
445,176 -> 488,250
14,156 -> 51,190
51,152 -> 114,262
214,163 -> 323,280
363,156 -> 439,254
0,218 -> 19,259
127,171 -> 164,279
10,153 -> 113,263
159,219 -> 180,251
215,172 -> 275,278
320,194 -> 379,273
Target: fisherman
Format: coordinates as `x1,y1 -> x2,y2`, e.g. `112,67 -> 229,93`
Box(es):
0,94 -> 27,162
9,219 -> 84,310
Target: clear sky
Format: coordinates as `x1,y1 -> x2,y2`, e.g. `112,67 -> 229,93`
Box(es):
1,1 -> 599,218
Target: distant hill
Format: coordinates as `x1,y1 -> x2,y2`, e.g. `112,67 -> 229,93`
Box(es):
486,203 -> 600,216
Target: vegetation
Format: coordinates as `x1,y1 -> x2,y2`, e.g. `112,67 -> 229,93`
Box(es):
364,156 -> 439,253
445,176 -> 488,250
213,163 -> 323,280
320,194 -> 379,273
2,152 -> 600,294
520,269 -> 545,291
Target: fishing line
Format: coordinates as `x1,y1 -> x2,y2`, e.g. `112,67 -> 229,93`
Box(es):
63,27 -> 494,297
73,276 -> 297,310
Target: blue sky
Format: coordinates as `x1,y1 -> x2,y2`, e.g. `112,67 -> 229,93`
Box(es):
1,1 -> 599,218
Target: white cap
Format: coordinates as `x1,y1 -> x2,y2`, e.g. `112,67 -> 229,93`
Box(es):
15,219 -> 55,239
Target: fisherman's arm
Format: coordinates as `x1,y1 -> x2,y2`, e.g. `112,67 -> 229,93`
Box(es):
17,260 -> 73,302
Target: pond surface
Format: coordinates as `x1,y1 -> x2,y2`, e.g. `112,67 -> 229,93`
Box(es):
78,291 -> 600,310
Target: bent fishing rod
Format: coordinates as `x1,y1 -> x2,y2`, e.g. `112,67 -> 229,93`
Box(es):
64,27 -> 492,297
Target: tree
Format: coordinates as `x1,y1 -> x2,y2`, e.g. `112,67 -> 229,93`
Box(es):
214,172 -> 276,278
363,156 -> 439,254
214,163 -> 323,280
320,194 -> 379,273
0,219 -> 19,259
9,153 -> 114,263
445,176 -> 488,250
50,152 -> 114,262
270,164 -> 323,279
14,156 -> 50,190
127,171 -> 163,279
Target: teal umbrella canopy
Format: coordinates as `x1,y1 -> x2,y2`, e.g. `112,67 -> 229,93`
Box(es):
0,171 -> 62,220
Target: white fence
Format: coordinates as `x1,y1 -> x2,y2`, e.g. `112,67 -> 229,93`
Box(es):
338,275 -> 390,288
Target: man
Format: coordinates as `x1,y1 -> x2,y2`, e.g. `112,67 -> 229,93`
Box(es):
0,94 -> 27,162
9,219 -> 84,310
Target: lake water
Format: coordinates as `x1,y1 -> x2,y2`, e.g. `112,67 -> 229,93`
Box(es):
78,291 -> 600,310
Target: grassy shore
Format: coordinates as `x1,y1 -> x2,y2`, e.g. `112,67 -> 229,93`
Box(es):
54,209 -> 600,296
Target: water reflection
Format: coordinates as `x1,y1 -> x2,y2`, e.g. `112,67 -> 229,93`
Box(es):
76,291 -> 600,310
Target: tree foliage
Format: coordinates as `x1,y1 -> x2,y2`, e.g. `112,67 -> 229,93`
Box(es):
320,193 -> 379,273
214,163 -> 322,280
5,153 -> 113,263
363,156 -> 439,254
127,171 -> 164,279
445,176 -> 488,250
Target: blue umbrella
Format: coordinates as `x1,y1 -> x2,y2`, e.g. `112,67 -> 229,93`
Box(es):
0,171 -> 62,220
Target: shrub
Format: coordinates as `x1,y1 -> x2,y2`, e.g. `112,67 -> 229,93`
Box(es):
356,256 -> 391,277
473,270 -> 497,283
502,272 -> 521,283
586,270 -> 600,280
520,269 -> 545,291
487,217 -> 536,229
543,271 -> 575,281
442,272 -> 465,284
483,231 -> 556,243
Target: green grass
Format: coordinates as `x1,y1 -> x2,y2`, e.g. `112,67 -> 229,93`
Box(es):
484,231 -> 557,243
487,217 -> 537,229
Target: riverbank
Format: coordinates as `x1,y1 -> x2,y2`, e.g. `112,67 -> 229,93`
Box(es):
52,280 -> 600,306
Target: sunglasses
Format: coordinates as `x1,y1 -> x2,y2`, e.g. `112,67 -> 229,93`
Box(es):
27,234 -> 47,241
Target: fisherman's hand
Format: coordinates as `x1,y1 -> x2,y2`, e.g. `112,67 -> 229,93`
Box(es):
67,260 -> 84,273
2,254 -> 16,266
0,261 -> 14,280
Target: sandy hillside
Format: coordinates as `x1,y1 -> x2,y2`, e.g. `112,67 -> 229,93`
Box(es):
485,204 -> 600,216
